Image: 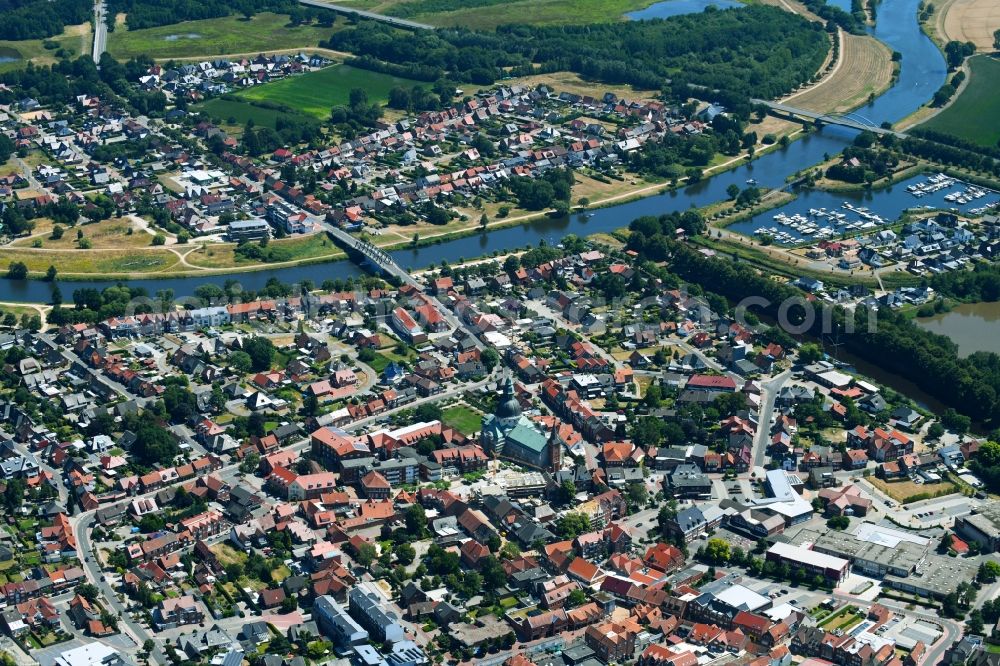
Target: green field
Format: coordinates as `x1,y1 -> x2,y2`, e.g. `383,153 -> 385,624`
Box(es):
107,13 -> 336,60
922,56 -> 1000,149
236,64 -> 422,119
441,404 -> 483,435
335,0 -> 656,28
0,23 -> 90,73
193,97 -> 314,130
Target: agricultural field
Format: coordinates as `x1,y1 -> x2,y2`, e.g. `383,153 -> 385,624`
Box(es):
484,71 -> 659,104
784,34 -> 894,115
940,0 -> 1000,51
922,56 -> 1000,148
107,13 -> 336,61
236,64 -> 424,119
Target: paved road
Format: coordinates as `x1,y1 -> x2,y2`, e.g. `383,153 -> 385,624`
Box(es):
68,366 -> 497,662
752,369 -> 792,470
752,99 -> 907,138
75,512 -> 157,662
93,0 -> 108,64
297,0 -> 433,29
42,331 -> 152,407
830,592 -> 960,666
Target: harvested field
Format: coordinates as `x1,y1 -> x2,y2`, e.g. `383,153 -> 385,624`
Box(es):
942,0 -> 1000,52
786,34 -> 894,115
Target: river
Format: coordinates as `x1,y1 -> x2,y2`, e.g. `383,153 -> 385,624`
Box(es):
916,302 -> 1000,357
0,0 -> 946,303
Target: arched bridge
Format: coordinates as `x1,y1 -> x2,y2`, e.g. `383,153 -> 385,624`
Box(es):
752,99 -> 908,139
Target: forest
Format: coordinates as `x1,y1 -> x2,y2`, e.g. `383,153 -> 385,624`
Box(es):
623,218 -> 1000,424
326,6 -> 830,101
931,263 -> 1000,303
0,0 -> 91,41
107,0 -> 296,30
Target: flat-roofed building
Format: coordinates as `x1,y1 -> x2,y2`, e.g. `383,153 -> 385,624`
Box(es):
766,542 -> 848,583
226,219 -> 270,243
957,504 -> 1000,552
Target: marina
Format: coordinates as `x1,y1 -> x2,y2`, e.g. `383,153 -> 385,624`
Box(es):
734,174 -> 999,246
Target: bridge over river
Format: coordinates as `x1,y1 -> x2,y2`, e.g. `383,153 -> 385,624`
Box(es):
752,99 -> 909,139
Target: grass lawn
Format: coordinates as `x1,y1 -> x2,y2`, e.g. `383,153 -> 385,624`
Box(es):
922,56 -> 1000,149
193,97 -> 315,131
869,477 -> 958,504
107,13 -> 336,60
441,404 -> 482,436
366,351 -> 395,374
12,218 -> 156,250
0,246 -> 179,276
237,64 -> 423,119
184,233 -> 345,268
818,605 -> 859,629
271,564 -> 292,582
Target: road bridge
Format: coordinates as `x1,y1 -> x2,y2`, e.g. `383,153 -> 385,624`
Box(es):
753,99 -> 907,138
298,0 -> 433,30
326,227 -> 421,289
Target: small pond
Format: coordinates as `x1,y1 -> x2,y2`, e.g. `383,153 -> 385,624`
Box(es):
627,0 -> 742,19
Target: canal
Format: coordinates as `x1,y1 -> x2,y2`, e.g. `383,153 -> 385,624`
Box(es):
0,0 -> 946,303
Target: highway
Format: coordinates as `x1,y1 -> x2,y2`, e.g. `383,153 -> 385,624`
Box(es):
296,0 -> 433,30
92,0 -> 108,64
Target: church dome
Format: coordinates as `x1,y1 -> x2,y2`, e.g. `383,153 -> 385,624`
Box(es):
495,376 -> 522,420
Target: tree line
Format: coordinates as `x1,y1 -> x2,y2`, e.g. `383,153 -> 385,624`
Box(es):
0,0 -> 91,41
107,0 -> 296,30
628,227 -> 1000,425
326,5 -> 830,102
931,262 -> 1000,303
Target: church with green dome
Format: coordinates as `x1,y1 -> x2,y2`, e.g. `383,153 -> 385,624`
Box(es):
480,376 -> 561,471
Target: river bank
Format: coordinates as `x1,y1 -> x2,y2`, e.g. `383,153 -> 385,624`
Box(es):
0,0 -> 946,305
